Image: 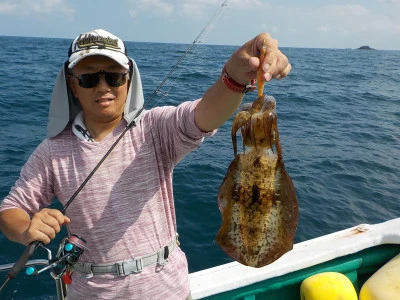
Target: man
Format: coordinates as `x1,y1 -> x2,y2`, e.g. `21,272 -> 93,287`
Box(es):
0,29 -> 291,299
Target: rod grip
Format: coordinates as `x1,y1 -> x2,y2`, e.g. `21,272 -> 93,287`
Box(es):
7,241 -> 42,279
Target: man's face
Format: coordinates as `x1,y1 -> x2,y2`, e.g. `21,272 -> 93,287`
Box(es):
69,55 -> 129,125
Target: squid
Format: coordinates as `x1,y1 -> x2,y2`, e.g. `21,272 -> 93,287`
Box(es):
216,40 -> 298,268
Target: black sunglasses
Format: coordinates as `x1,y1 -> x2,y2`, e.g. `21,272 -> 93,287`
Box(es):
71,70 -> 129,88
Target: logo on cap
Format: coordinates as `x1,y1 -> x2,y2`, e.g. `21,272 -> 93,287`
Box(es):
75,34 -> 121,51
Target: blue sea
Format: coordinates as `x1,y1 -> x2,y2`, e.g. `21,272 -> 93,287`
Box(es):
0,36 -> 399,299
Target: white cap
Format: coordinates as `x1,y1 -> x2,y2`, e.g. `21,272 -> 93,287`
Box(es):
68,29 -> 130,69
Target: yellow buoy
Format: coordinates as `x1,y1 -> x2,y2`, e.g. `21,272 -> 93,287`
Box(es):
300,272 -> 358,300
359,253 -> 400,300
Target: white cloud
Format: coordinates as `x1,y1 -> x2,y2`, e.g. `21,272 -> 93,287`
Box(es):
0,0 -> 74,18
182,2 -> 207,18
127,0 -> 265,20
323,4 -> 369,17
128,0 -> 174,17
318,4 -> 400,37
228,0 -> 263,8
218,2 -> 400,49
378,0 -> 400,4
293,3 -> 400,48
0,2 -> 16,14
318,26 -> 330,33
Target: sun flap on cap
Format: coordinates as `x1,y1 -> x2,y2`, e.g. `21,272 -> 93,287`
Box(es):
47,58 -> 144,138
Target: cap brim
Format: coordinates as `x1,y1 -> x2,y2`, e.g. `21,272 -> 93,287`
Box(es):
68,48 -> 129,70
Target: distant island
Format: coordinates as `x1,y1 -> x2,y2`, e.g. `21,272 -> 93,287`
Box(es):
357,45 -> 375,50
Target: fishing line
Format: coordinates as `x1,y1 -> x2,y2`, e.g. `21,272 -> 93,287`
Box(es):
138,0 -> 229,111
62,0 -> 229,213
147,42 -> 216,110
0,0 -> 229,291
153,3 -> 228,106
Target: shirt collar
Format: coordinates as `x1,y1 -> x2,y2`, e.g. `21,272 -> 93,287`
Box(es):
72,111 -> 95,142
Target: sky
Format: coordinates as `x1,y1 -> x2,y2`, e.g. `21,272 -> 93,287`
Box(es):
0,0 -> 399,50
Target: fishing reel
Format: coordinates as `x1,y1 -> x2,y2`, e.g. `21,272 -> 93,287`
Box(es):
25,234 -> 87,283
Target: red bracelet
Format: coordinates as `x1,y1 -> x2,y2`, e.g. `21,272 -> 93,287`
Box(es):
221,66 -> 256,93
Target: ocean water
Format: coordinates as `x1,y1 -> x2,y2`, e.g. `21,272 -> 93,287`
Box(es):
0,36 -> 399,299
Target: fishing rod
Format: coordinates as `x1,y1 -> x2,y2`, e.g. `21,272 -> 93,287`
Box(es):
62,0 -> 228,213
132,0 -> 229,119
0,0 -> 229,293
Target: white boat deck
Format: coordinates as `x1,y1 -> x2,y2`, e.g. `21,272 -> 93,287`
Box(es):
189,218 -> 400,299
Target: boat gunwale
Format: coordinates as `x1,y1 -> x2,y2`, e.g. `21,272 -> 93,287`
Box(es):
189,217 -> 400,299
